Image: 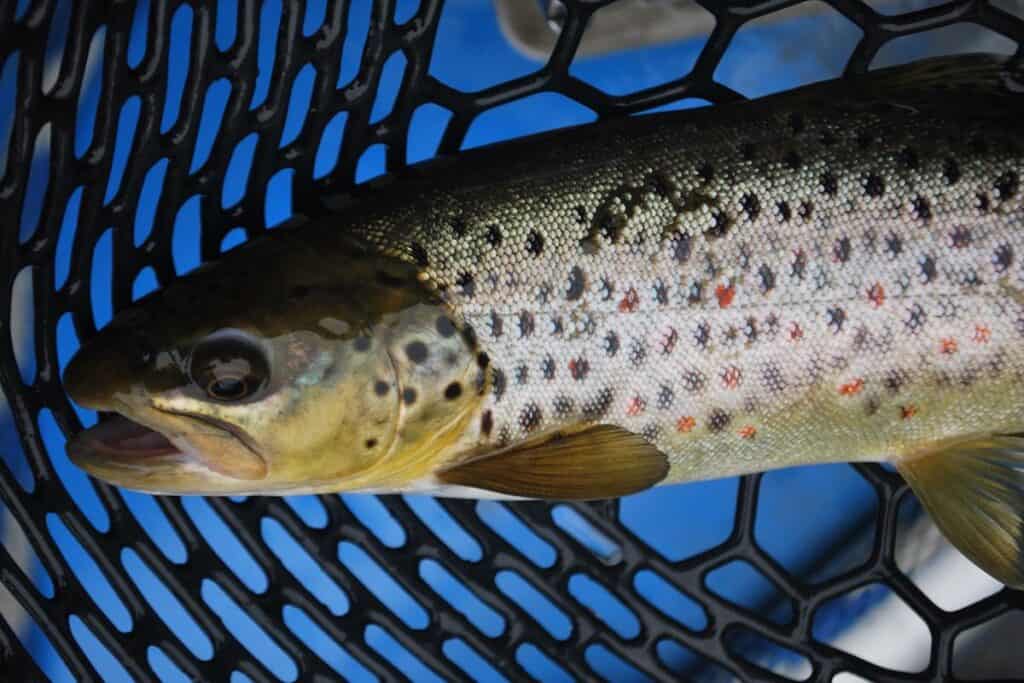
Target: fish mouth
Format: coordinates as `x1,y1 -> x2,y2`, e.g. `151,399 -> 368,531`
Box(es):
67,407 -> 269,494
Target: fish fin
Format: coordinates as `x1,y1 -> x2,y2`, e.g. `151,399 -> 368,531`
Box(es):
896,434 -> 1024,589
437,425 -> 669,500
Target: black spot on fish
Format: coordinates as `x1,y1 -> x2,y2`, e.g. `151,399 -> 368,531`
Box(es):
444,382 -> 462,400
451,217 -> 468,238
476,352 -> 489,369
704,208 -> 731,239
976,192 -> 991,213
486,225 -> 502,246
436,316 -> 456,338
884,368 -> 908,394
943,158 -> 961,185
993,244 -> 1014,273
833,237 -> 851,264
744,317 -> 758,343
784,150 -> 802,170
905,303 -> 927,335
687,281 -> 703,305
827,307 -> 846,334
402,387 -> 417,405
758,264 -> 775,294
526,230 -> 544,257
515,364 -> 529,384
787,112 -> 805,134
672,232 -> 692,264
492,369 -> 506,401
884,233 -> 903,258
565,266 -> 585,301
798,201 -> 813,220
641,423 -> 662,442
790,251 -> 806,280
653,280 -> 669,305
487,310 -> 503,338
708,409 -> 731,433
694,322 -> 711,349
898,147 -> 919,170
456,272 -> 475,298
460,324 -> 478,350
354,336 -> 372,352
996,170 -> 1019,200
604,331 -> 619,356
374,380 -> 389,397
553,396 -> 574,416
520,403 -> 543,432
582,388 -> 614,419
863,174 -> 885,198
599,277 -> 614,301
575,206 -> 587,224
542,356 -> 556,380
365,438 -> 377,449
950,225 -> 971,249
410,242 -> 429,267
740,193 -> 761,222
481,410 -> 494,436
682,369 -> 706,393
761,362 -> 786,394
919,255 -> 937,284
820,172 -> 838,196
657,385 -> 674,409
629,338 -> 647,368
697,161 -> 715,183
776,201 -> 792,222
912,196 -> 931,221
405,341 -> 428,364
518,311 -> 535,338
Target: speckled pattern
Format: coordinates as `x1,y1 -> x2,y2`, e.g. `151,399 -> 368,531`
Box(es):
351,54 -> 1024,485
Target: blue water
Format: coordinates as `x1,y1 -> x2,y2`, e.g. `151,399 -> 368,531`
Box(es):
0,0 -> 976,680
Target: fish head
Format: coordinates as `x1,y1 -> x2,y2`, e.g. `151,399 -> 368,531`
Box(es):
63,233 -> 483,494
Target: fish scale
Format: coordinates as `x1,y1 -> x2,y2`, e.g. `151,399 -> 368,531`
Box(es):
350,55 -> 1024,483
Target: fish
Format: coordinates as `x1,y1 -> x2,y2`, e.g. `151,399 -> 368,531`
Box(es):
63,53 -> 1024,587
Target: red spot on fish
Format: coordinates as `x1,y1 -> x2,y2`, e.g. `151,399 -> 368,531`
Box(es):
626,395 -> 646,416
739,425 -> 757,439
940,337 -> 958,354
722,366 -> 742,389
659,327 -> 678,355
901,404 -> 918,420
619,288 -> 640,313
715,284 -> 736,309
676,416 -> 696,433
789,322 -> 804,341
839,378 -> 865,396
973,324 -> 991,343
866,282 -> 885,308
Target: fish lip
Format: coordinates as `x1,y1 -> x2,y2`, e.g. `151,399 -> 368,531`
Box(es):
67,414 -> 192,471
151,405 -> 266,463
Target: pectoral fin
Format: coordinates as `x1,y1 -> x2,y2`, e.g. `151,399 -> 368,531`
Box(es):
438,425 -> 669,500
897,434 -> 1024,589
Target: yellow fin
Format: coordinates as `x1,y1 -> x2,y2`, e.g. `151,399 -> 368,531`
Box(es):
438,425 -> 669,500
897,434 -> 1024,589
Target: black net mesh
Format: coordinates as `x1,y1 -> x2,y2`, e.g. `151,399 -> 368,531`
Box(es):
3,1 -> 1024,681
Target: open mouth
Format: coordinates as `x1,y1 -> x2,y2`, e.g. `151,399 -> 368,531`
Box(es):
68,414 -> 182,462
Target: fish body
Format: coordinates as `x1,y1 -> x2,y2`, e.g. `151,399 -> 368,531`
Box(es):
64,55 -> 1024,585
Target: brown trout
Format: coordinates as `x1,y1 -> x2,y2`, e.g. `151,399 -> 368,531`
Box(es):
64,54 -> 1024,587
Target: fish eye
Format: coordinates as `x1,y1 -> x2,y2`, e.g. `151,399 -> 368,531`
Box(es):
189,331 -> 269,403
